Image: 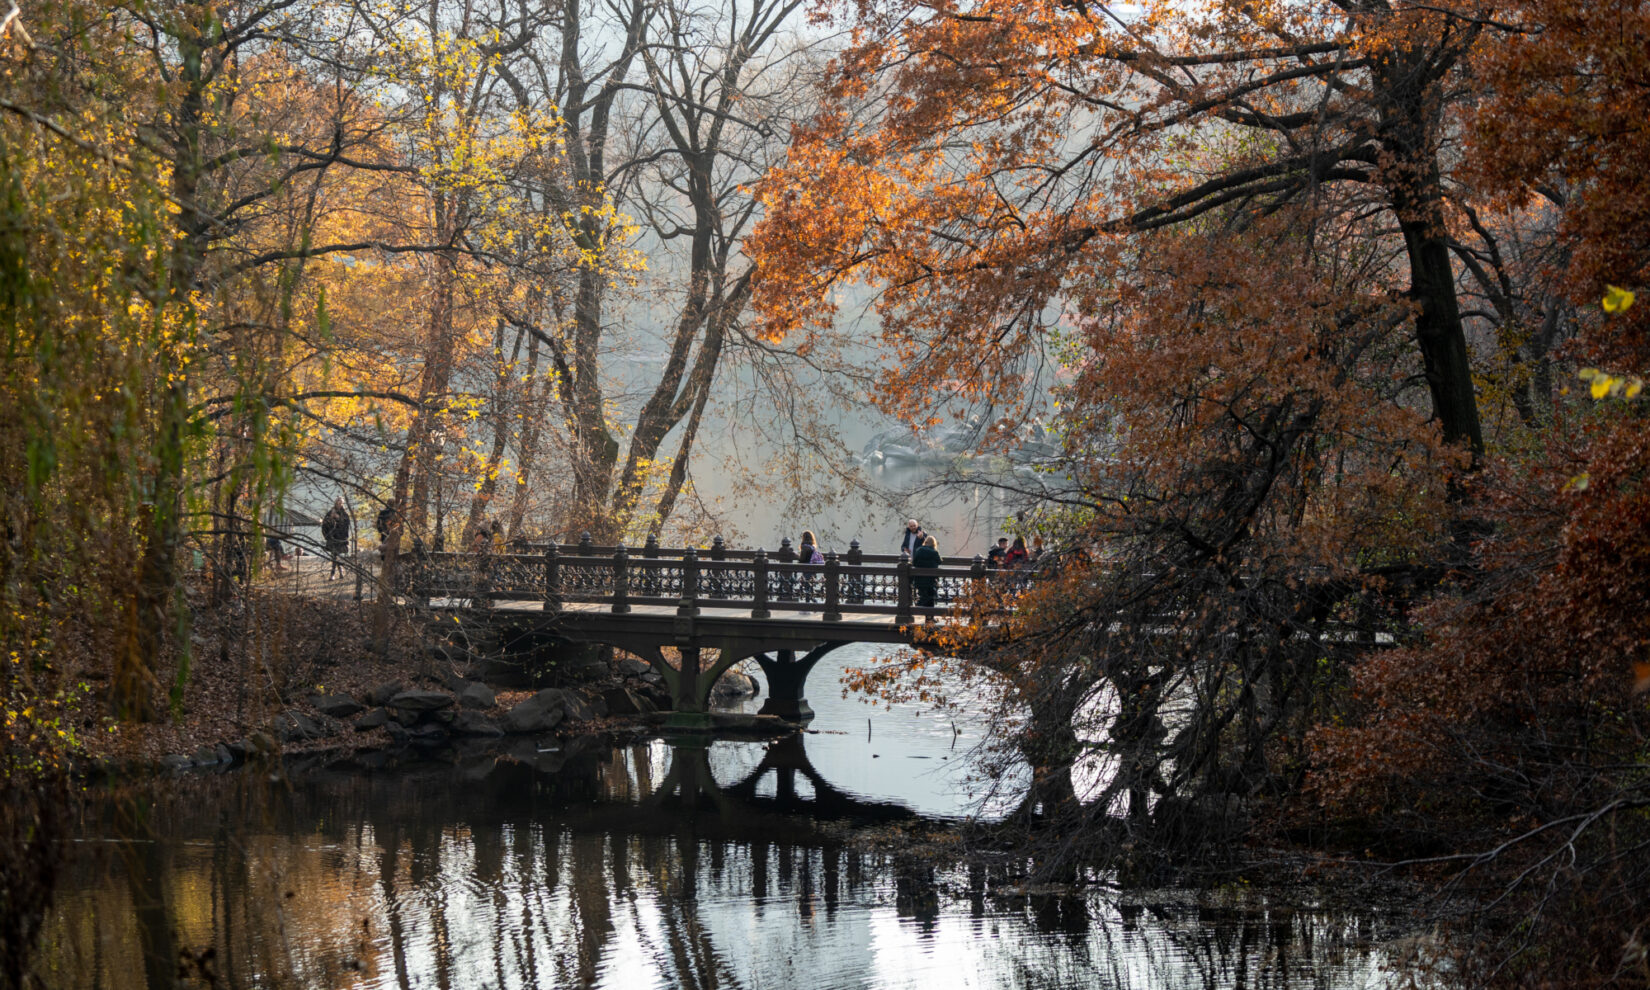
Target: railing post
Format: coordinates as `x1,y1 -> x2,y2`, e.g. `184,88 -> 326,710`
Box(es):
966,552 -> 988,615
611,546 -> 632,614
643,533 -> 660,596
474,544 -> 492,611
678,547 -> 701,616
895,550 -> 914,625
823,550 -> 842,622
709,535 -> 726,598
751,548 -> 771,618
846,538 -> 864,606
411,544 -> 430,608
578,531 -> 594,556
777,536 -> 795,603
543,543 -> 561,613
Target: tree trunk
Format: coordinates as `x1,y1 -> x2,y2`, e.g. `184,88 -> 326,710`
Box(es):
406,252 -> 457,540
505,329 -> 547,538
1398,208 -> 1485,459
463,321 -> 521,543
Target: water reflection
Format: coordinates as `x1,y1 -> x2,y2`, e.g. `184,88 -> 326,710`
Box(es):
38,733 -> 1399,990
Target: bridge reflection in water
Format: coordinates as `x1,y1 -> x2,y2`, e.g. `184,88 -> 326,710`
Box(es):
41,732 -> 1403,990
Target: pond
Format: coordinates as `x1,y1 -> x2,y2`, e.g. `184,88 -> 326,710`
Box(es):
36,645 -> 1412,989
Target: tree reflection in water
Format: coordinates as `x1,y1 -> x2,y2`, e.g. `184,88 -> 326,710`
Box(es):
35,736 -> 1400,989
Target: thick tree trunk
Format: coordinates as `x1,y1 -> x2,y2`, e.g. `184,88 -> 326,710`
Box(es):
569,264 -> 618,540
407,254 -> 457,539
1399,210 -> 1485,459
463,321 -> 521,544
1374,45 -> 1485,462
505,330 -> 547,538
125,15 -> 214,720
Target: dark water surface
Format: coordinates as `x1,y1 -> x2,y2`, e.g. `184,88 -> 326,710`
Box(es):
38,646 -> 1407,989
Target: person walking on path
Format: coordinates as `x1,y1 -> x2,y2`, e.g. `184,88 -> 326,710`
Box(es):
322,497 -> 351,580
263,506 -> 287,573
897,518 -> 927,556
912,534 -> 943,614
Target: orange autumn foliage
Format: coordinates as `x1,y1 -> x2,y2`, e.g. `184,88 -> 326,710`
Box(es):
754,0 -> 1487,449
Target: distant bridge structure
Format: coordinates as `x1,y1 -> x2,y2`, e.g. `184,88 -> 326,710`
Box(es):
406,535 -> 1011,726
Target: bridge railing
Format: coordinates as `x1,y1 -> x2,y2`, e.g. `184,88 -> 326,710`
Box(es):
408,535 -> 1033,624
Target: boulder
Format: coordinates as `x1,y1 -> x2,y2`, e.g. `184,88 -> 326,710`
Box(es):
355,708 -> 390,731
638,676 -> 672,702
456,680 -> 497,710
617,657 -> 651,678
388,690 -> 454,714
501,690 -> 568,734
710,669 -> 758,701
560,690 -> 596,722
601,687 -> 657,716
231,730 -> 279,758
451,710 -> 504,737
275,710 -> 326,742
362,681 -> 404,707
313,693 -> 365,719
406,723 -> 448,744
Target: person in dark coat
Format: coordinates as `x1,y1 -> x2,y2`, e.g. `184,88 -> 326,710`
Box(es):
898,518 -> 927,556
322,497 -> 351,579
375,500 -> 397,539
986,537 -> 1009,570
797,529 -> 825,604
263,506 -> 287,573
912,534 -> 943,612
375,498 -> 402,560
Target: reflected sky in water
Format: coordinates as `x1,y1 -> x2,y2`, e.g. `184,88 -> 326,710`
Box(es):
37,648 -> 1404,989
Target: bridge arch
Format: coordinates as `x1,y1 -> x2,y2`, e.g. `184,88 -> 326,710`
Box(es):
535,628 -> 853,721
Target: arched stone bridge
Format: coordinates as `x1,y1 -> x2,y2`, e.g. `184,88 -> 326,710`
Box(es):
405,535 -> 1018,726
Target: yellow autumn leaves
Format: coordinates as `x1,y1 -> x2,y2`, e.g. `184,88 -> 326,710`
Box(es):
1602,284 -> 1636,314
1579,367 -> 1644,400
1576,283 -> 1642,401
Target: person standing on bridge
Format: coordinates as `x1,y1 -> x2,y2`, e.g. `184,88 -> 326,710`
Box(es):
897,518 -> 927,556
798,530 -> 824,604
322,497 -> 351,580
912,534 -> 943,614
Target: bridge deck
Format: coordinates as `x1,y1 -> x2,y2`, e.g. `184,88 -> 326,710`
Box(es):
430,598 -> 968,648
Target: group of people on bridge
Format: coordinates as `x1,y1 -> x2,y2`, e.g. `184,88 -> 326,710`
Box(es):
316,495 -> 1050,614
896,518 -> 1043,607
